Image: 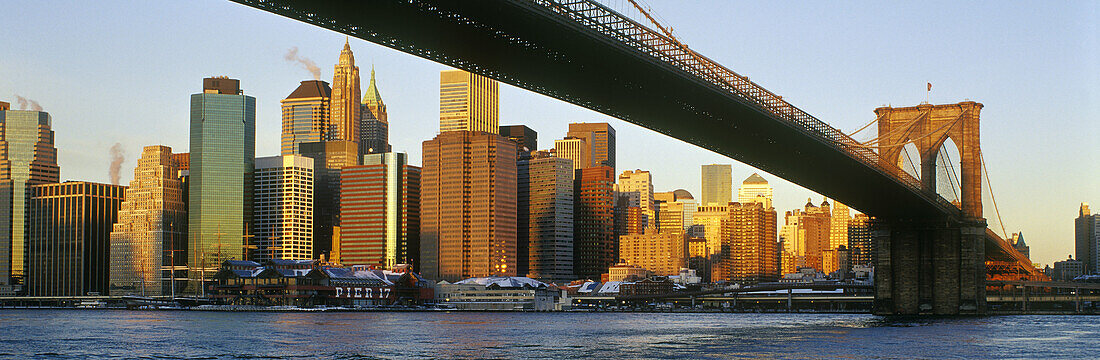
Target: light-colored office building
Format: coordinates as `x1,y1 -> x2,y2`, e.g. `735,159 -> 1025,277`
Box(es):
737,173 -> 774,209
617,169 -> 655,229
253,155 -> 314,261
618,229 -> 687,277
553,137 -> 589,171
109,145 -> 187,296
701,164 -> 732,207
330,40 -> 361,143
439,69 -> 499,134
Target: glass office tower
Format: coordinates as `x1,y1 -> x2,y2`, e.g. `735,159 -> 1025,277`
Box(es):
187,77 -> 255,294
0,107 -> 59,294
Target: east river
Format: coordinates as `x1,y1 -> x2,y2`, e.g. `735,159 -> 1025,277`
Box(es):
0,310 -> 1097,359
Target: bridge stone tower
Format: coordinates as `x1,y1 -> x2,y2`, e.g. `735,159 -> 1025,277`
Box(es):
871,101 -> 987,315
875,101 -> 983,218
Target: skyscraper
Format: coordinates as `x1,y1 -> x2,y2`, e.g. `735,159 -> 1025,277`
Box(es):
330,40 -> 361,143
656,190 -> 696,239
848,213 -> 873,267
573,166 -> 616,280
188,77 -> 255,294
359,67 -> 390,156
421,131 -> 517,281
500,125 -> 537,153
553,137 -> 589,171
109,145 -> 187,296
617,169 -> 655,229
518,150 -> 574,283
1076,203 -> 1099,274
0,106 -> 59,293
253,155 -> 314,261
566,123 -> 616,174
693,204 -> 728,258
830,201 -> 851,250
26,182 -> 125,296
439,69 -> 499,134
298,140 -> 359,260
340,152 -> 420,269
700,164 -> 732,207
280,80 -> 331,155
720,201 -> 778,283
781,199 -> 831,274
737,173 -> 774,209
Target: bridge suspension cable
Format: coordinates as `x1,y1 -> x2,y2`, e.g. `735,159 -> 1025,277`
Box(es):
848,113 -> 962,149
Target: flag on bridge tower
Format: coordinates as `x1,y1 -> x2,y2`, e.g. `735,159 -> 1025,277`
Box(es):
927,82 -> 932,91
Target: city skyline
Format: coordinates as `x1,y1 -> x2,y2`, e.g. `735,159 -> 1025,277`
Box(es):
1,1 -> 1096,266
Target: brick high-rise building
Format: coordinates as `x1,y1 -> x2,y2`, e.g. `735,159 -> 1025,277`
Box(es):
719,202 -> 777,283
109,146 -> 187,296
573,166 -> 615,280
780,199 -> 831,274
26,182 -> 125,296
340,152 -> 420,269
421,131 -> 517,281
299,141 -> 359,260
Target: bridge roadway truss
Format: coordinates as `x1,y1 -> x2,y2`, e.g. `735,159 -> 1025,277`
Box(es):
230,0 -> 1037,315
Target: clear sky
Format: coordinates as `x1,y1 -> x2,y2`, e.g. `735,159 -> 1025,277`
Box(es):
2,1 -> 1096,266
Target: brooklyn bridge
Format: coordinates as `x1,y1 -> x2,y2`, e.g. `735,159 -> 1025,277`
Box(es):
229,0 -> 1044,315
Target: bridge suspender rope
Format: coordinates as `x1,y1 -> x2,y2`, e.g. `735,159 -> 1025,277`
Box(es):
981,150 -> 1010,239
938,150 -> 960,201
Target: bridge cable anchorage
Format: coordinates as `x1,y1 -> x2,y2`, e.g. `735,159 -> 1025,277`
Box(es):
849,112 -> 963,149
980,149 -> 1009,239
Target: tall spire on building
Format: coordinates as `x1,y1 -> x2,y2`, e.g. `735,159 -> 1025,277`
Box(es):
339,37 -> 354,66
331,39 -> 361,143
362,65 -> 384,112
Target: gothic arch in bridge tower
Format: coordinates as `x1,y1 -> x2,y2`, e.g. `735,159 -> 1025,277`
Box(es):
874,101 -> 983,219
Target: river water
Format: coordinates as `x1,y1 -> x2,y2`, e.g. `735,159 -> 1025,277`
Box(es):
0,310 -> 1096,359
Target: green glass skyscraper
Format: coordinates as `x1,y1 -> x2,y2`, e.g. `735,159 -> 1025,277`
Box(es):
187,77 -> 255,294
0,105 -> 60,295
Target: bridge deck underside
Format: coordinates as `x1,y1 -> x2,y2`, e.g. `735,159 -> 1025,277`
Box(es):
233,0 -> 951,220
